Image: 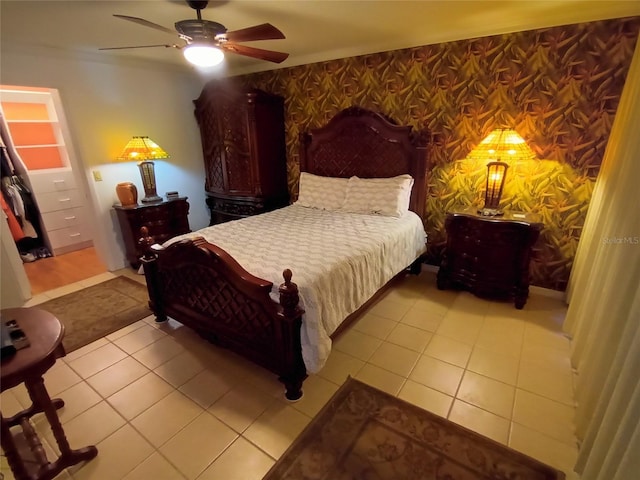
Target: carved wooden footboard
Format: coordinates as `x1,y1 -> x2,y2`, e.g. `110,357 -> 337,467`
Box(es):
139,228 -> 307,400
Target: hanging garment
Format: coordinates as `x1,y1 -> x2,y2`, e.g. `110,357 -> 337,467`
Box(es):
1,192 -> 25,242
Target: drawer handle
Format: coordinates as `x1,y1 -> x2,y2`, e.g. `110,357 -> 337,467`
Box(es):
64,216 -> 77,220
69,233 -> 81,237
53,180 -> 66,184
59,198 -> 71,202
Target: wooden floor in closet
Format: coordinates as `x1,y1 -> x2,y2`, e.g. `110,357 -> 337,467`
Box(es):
23,247 -> 107,295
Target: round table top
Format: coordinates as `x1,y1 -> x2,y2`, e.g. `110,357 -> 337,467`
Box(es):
1,307 -> 65,392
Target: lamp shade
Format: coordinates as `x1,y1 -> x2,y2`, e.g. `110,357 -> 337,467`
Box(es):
466,129 -> 536,163
467,128 -> 536,216
115,136 -> 170,162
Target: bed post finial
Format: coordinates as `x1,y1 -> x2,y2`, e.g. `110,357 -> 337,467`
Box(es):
279,269 -> 301,317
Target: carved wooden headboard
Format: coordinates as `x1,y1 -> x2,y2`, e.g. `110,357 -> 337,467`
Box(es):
298,106 -> 430,219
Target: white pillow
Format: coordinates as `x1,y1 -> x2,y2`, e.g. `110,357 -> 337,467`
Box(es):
341,174 -> 414,217
295,172 -> 349,211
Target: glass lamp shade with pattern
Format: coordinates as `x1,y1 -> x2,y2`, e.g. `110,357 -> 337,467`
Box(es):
466,129 -> 536,216
115,136 -> 170,203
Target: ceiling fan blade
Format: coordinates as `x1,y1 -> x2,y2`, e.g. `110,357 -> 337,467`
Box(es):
99,44 -> 181,51
113,14 -> 176,36
222,43 -> 289,63
225,23 -> 285,43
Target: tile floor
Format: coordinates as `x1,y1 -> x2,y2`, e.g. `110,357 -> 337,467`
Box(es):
1,269 -> 580,479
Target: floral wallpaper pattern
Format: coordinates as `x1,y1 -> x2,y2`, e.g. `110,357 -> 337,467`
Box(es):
238,17 -> 639,290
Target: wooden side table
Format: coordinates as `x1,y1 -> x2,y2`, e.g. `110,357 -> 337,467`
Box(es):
437,208 -> 543,309
114,197 -> 191,268
1,308 -> 98,480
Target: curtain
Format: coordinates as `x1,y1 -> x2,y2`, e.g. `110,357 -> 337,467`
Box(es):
563,39 -> 640,479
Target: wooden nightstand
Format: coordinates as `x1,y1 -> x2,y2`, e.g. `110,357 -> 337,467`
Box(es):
114,198 -> 190,268
437,208 -> 543,309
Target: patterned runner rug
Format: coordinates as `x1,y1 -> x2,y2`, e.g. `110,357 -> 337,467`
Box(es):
36,276 -> 151,352
264,377 -> 565,480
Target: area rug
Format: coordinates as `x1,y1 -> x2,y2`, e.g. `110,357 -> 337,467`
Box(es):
264,377 -> 565,480
36,276 -> 151,353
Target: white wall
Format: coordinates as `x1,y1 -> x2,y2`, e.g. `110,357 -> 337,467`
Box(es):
0,47 -> 211,272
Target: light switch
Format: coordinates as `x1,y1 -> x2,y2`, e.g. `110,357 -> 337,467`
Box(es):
92,170 -> 103,182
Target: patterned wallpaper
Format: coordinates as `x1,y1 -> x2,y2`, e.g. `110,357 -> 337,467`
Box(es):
238,17 -> 639,290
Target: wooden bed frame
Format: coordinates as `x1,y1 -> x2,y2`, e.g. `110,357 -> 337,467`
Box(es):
140,106 -> 430,400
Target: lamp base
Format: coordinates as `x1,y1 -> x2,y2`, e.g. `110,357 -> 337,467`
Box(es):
478,208 -> 504,217
141,194 -> 163,203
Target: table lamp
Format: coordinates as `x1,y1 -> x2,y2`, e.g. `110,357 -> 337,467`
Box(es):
116,136 -> 170,203
466,128 -> 536,216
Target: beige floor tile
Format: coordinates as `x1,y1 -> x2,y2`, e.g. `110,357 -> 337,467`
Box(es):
122,452 -> 185,480
368,342 -> 420,377
131,391 -> 203,447
467,346 -> 519,385
333,329 -> 383,361
352,312 -> 398,339
86,356 -> 150,398
449,400 -> 510,445
412,293 -> 455,318
512,389 -> 576,445
424,334 -> 472,368
48,401 -> 126,452
78,271 -> 118,287
409,355 -> 464,396
290,375 -> 339,417
475,327 -> 524,358
45,282 -> 86,299
398,379 -> 453,418
382,287 -> 422,307
386,323 -> 433,352
0,389 -> 23,417
523,320 -> 571,352
368,297 -> 412,321
355,364 -> 406,396
131,335 -> 186,369
517,361 -> 575,406
5,383 -> 30,410
63,337 -> 109,362
42,360 -> 83,396
198,437 -> 275,480
521,342 -> 573,376
242,365 -> 288,399
67,343 -> 128,379
153,351 -> 206,388
178,369 -> 237,408
244,402 -> 311,459
159,411 -> 238,480
209,383 -> 277,433
400,307 -> 443,332
107,372 -> 174,420
436,314 -> 483,345
509,423 -> 578,475
71,424 -> 154,480
111,324 -> 167,354
450,292 -> 491,315
316,350 -> 365,385
53,381 -> 102,424
456,371 -> 515,419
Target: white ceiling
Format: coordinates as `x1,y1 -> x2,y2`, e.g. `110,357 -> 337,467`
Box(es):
1,1 -> 639,77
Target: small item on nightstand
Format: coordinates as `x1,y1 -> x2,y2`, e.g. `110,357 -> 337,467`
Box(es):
166,191 -> 179,200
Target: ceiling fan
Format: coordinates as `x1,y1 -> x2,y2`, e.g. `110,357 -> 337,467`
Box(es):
100,0 -> 289,66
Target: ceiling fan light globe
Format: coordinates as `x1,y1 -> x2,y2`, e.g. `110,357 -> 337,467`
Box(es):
183,44 -> 224,67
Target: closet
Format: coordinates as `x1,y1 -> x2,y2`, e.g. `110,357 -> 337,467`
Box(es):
193,81 -> 289,225
1,86 -> 91,260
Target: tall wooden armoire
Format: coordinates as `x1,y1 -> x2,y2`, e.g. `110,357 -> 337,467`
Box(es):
193,82 -> 289,225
